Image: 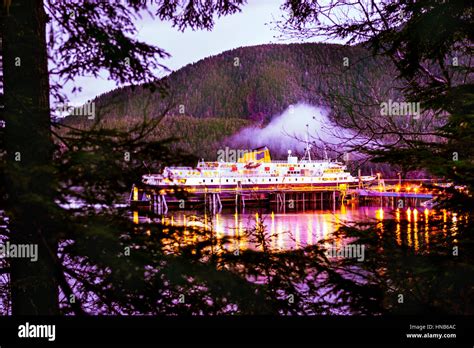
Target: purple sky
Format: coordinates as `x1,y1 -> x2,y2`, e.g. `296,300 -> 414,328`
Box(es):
63,0 -> 331,106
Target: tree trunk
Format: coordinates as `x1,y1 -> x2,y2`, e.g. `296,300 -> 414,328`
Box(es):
2,0 -> 59,315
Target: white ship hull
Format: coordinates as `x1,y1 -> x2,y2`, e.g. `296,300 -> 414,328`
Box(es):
142,147 -> 375,190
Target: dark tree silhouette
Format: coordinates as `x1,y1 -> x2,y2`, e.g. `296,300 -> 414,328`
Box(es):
279,0 -> 473,196
1,0 -> 472,318
0,0 -> 245,315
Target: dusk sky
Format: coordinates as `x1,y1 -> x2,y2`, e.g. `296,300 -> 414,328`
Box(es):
63,0 -> 329,106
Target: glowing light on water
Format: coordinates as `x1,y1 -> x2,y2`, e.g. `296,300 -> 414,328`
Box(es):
215,214 -> 222,239
414,211 -> 419,252
234,211 -> 238,228
424,218 -> 430,249
376,208 -> 384,220
375,208 -> 384,236
133,206 -> 454,254
442,209 -> 448,235
407,220 -> 412,247
340,203 -> 347,215
396,222 -> 401,245
133,211 -> 138,224
321,214 -> 331,240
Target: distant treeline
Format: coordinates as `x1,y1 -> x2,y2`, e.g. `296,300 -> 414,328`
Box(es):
87,42 -> 400,123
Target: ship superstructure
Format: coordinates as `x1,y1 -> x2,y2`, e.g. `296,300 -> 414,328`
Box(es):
142,147 -> 375,190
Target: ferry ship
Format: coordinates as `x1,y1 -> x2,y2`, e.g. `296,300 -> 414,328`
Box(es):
141,146 -> 375,190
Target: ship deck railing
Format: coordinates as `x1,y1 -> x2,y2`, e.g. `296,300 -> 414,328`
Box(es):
178,173 -> 349,178
162,184 -> 354,194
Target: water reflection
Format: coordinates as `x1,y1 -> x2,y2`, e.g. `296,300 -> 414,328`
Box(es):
134,206 -> 462,254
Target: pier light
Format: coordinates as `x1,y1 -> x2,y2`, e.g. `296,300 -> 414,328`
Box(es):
133,186 -> 139,201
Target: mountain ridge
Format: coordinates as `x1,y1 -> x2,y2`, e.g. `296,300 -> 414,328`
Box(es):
88,42 -> 398,123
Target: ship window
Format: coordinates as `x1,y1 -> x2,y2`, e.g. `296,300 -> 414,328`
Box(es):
203,179 -> 206,183
295,178 -> 298,181
226,179 -> 229,182
211,179 -> 213,183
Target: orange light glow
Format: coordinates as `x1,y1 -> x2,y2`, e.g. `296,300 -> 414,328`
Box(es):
133,186 -> 138,201
376,208 -> 384,221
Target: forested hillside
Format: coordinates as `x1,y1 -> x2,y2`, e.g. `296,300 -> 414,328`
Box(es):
62,42 -> 403,160
86,43 -> 399,122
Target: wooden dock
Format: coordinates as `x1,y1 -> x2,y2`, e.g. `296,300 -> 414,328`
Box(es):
129,179 -> 438,214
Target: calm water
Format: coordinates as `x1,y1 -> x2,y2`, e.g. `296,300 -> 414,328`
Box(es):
135,204 -> 458,252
